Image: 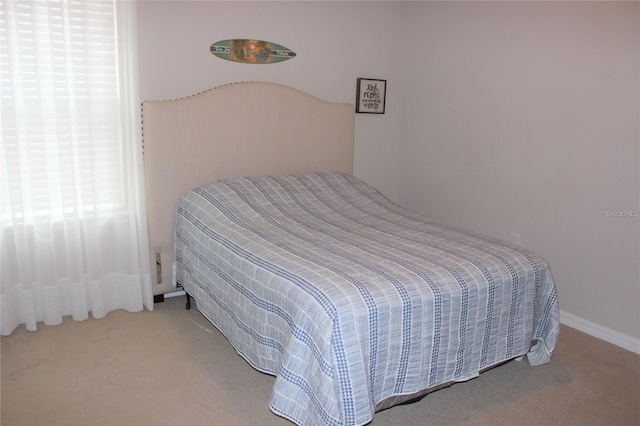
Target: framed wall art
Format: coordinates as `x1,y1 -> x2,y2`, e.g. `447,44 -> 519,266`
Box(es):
356,78 -> 386,114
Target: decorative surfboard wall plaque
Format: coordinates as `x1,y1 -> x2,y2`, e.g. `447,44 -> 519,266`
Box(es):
210,39 -> 296,64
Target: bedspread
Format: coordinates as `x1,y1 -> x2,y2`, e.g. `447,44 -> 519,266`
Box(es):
174,172 -> 559,426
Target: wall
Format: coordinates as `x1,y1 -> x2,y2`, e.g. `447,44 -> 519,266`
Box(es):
137,0 -> 404,202
137,1 -> 640,349
399,2 -> 639,346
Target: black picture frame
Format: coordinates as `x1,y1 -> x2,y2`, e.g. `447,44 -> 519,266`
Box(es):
355,78 -> 386,114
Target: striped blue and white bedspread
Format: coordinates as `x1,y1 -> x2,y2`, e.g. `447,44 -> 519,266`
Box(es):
175,171 -> 559,426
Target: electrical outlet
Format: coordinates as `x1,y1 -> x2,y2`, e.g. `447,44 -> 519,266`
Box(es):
510,232 -> 521,245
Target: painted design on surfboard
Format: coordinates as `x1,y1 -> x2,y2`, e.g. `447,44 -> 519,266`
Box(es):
210,39 -> 296,64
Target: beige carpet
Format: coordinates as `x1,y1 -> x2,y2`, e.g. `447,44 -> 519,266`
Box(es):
1,295 -> 638,426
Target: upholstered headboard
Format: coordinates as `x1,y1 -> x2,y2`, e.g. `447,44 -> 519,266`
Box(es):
142,82 -> 354,295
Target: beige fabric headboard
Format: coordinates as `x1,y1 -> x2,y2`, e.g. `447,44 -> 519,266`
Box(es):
142,82 -> 354,295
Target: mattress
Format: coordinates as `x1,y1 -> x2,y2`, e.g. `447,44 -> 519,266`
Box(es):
174,171 -> 560,426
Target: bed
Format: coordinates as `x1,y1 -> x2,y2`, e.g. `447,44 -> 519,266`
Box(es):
142,82 -> 560,426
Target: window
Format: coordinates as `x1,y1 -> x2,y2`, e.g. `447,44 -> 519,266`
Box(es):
1,1 -> 126,223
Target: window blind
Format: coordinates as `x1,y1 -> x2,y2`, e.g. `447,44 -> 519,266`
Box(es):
1,0 -> 125,223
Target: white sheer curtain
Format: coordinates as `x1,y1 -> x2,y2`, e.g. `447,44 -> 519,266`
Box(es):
1,0 -> 153,335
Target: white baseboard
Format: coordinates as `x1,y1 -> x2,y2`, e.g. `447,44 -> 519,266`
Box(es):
560,310 -> 640,355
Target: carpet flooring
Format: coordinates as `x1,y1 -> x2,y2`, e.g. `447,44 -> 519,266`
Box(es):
1,295 -> 638,426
